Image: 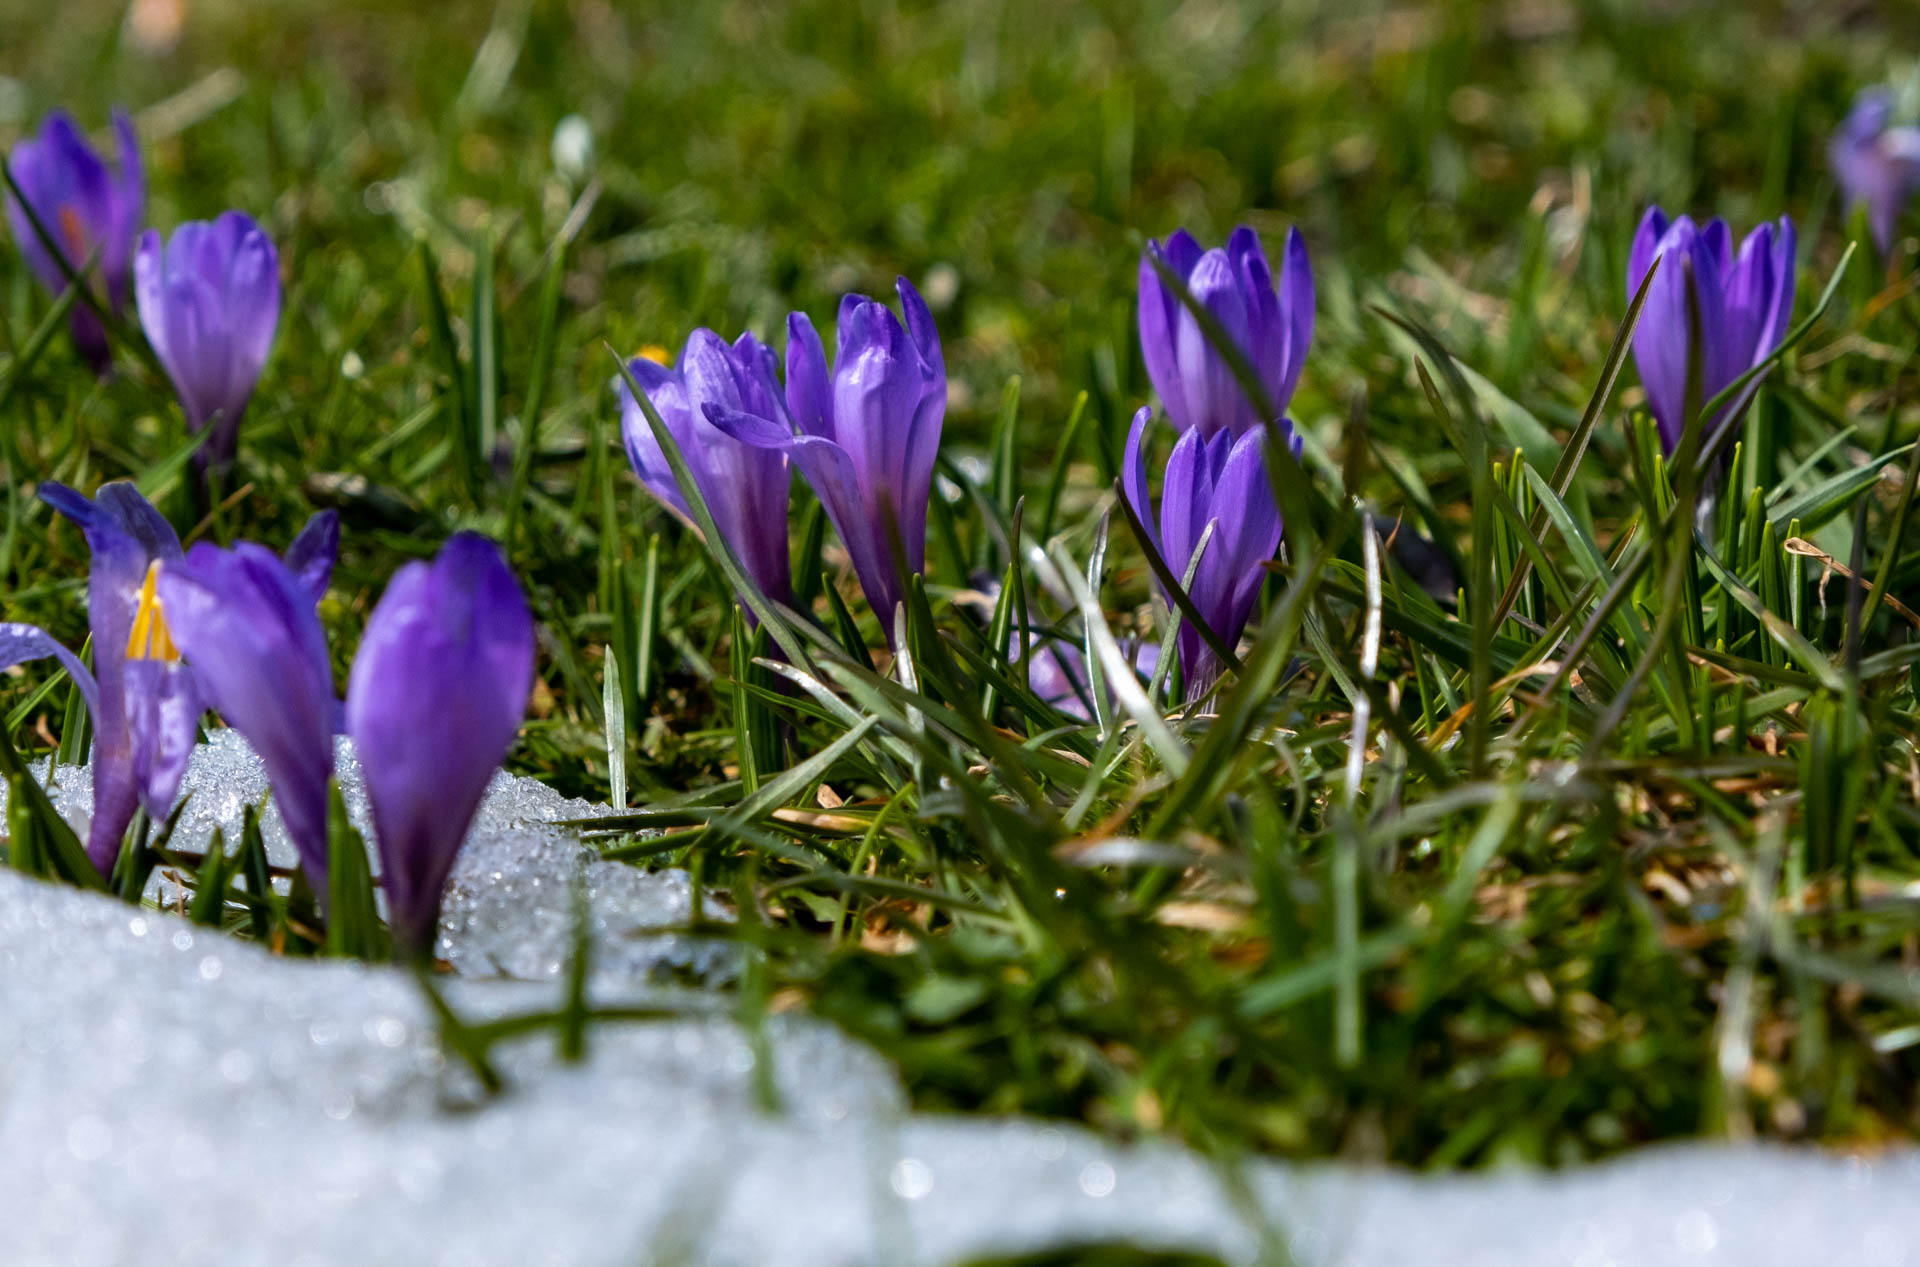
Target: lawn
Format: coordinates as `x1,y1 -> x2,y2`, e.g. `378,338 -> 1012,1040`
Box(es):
4,0 -> 1920,1170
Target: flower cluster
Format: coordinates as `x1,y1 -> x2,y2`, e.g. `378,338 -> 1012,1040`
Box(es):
4,86 -> 1839,931
1128,225 -> 1309,701
6,109 -> 280,469
2,481 -> 533,956
614,229 -> 1309,705
619,279 -> 946,633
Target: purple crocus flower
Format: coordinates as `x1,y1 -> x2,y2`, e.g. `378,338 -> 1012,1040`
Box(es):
4,109 -> 143,371
0,481 -> 190,872
1138,226 -> 1314,439
134,212 -> 282,470
617,330 -> 792,613
157,540 -> 338,889
1626,208 -> 1797,456
0,486 -> 336,876
1122,407 -> 1287,701
1015,637 -> 1161,721
707,278 -> 945,627
1829,91 -> 1920,255
345,534 -> 534,954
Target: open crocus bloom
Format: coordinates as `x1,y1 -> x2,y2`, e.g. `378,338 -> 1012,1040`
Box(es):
1138,225 -> 1314,440
134,211 -> 282,470
708,278 -> 945,628
3,109 -> 143,371
0,482 -> 190,872
156,530 -> 340,889
1123,407 -> 1287,702
0,482 -> 335,875
1626,207 -> 1797,456
346,534 -> 534,955
617,329 -> 792,615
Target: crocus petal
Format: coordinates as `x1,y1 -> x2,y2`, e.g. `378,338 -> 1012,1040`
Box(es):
898,304 -> 947,576
1682,220 -> 1731,409
1138,241 -> 1185,427
616,358 -> 695,519
830,299 -> 920,511
104,108 -> 143,307
1121,406 -> 1157,551
0,623 -> 100,720
0,620 -> 124,873
1759,217 -> 1797,358
157,543 -> 336,887
1159,229 -> 1204,279
1627,205 -> 1669,299
785,312 -> 833,439
705,402 -> 802,450
680,328 -> 751,411
1205,428 -> 1284,629
347,534 -> 533,954
1629,211 -> 1694,450
1157,426 -> 1214,581
790,433 -> 905,624
1274,227 -> 1315,413
122,658 -> 200,820
133,229 -> 169,365
896,275 -> 946,387
1023,640 -> 1097,719
214,211 -> 280,447
283,510 -> 341,605
1227,226 -> 1284,411
1717,222 -> 1778,392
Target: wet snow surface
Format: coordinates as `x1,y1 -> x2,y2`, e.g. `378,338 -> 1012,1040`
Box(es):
2,740 -> 1916,1266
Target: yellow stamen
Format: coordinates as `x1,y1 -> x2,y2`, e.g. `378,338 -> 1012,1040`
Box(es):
635,344 -> 671,365
125,561 -> 180,663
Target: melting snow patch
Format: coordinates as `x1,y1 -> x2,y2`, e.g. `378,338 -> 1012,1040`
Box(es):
1,743 -> 1916,1265
1,734 -> 732,984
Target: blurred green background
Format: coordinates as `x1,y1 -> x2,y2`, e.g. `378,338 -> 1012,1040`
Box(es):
1,0 -> 1910,468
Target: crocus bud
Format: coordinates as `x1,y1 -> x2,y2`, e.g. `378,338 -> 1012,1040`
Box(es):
1829,91 -> 1920,255
346,535 -> 534,956
157,542 -> 337,888
134,211 -> 281,470
1122,407 -> 1287,701
1015,637 -> 1161,721
707,278 -> 946,629
1626,207 -> 1796,456
1138,225 -> 1313,439
4,109 -> 144,370
617,330 -> 793,615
